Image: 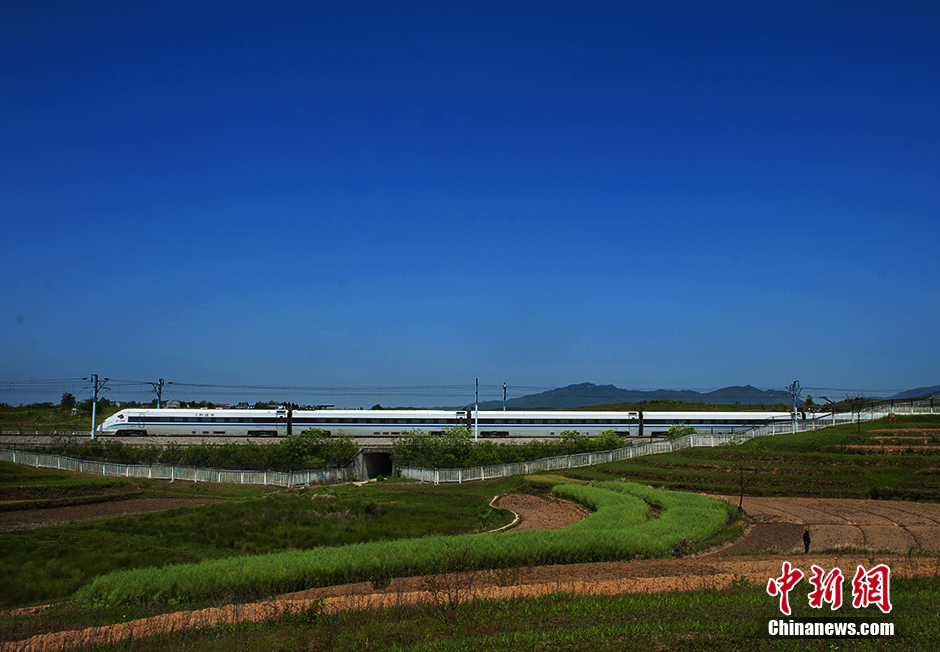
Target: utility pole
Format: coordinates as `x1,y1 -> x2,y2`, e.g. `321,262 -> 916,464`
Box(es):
503,382 -> 507,411
150,379 -> 165,408
474,378 -> 479,441
821,396 -> 835,428
786,381 -> 802,434
84,374 -> 110,439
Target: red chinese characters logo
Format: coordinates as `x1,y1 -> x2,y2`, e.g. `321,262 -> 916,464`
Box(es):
766,562 -> 804,616
767,563 -> 892,614
852,564 -> 892,614
808,565 -> 844,610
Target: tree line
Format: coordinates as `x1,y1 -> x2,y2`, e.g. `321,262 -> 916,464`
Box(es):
392,426 -> 632,469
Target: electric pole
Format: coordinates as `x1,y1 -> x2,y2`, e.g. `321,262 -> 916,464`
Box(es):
821,396 -> 835,427
786,381 -> 802,434
474,378 -> 479,441
84,374 -> 110,439
150,379 -> 165,408
503,382 -> 507,411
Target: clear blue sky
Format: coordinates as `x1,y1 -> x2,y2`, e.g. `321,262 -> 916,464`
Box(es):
3,1 -> 938,408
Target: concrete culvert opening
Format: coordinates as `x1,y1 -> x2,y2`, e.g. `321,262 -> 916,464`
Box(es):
359,452 -> 394,479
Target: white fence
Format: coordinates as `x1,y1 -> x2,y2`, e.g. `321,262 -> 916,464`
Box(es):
400,402 -> 939,484
0,448 -> 355,487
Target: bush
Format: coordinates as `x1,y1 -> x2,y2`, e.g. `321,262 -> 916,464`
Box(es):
394,428 -> 633,469
34,429 -> 357,471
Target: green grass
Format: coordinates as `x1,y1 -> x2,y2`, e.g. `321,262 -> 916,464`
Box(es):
0,404 -> 121,433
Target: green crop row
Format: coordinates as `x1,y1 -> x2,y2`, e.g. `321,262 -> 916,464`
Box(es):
74,482 -> 734,608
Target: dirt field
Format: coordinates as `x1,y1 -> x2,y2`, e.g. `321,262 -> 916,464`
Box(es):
5,492 -> 940,651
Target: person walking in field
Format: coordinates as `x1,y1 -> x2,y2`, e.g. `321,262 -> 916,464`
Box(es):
803,529 -> 811,553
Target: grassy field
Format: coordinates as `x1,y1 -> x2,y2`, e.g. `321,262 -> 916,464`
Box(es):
0,465 -> 515,610
2,414 -> 939,650
0,403 -> 121,433
70,482 -> 734,610
560,414 -> 940,502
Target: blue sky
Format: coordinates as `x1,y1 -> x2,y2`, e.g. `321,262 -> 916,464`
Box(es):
2,1 -> 938,408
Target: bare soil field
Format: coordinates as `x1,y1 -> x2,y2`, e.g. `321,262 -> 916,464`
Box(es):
849,429 -> 940,453
5,492 -> 940,651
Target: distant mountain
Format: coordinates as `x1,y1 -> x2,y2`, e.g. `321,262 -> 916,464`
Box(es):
890,385 -> 940,400
476,383 -> 795,410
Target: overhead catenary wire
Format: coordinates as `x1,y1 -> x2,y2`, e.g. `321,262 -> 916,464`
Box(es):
0,378 -> 916,406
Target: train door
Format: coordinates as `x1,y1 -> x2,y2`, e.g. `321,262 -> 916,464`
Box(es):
275,409 -> 289,437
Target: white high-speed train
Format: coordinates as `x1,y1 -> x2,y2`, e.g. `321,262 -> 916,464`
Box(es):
96,408 -> 793,439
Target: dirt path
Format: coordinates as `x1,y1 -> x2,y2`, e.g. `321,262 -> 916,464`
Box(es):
491,493 -> 590,531
5,493 -> 940,651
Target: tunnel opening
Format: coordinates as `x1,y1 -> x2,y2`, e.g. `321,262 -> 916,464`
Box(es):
360,451 -> 394,479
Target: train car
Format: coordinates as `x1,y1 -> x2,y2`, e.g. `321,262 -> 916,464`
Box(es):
96,408 -> 791,439
292,409 -> 643,438
637,411 -> 792,437
97,408 -> 292,437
